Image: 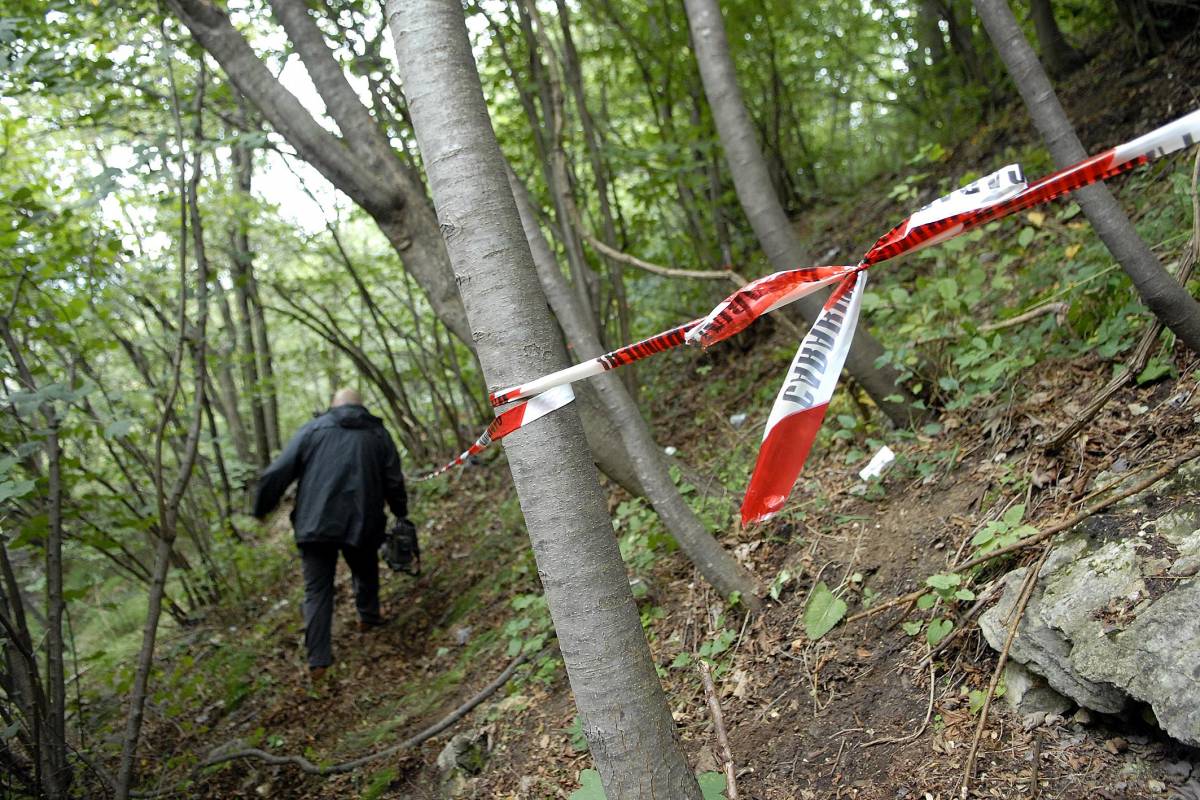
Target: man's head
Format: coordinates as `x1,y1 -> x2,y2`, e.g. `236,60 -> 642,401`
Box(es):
330,388 -> 364,408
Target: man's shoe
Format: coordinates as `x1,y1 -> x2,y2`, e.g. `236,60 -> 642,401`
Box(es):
309,666 -> 328,682
356,617 -> 387,633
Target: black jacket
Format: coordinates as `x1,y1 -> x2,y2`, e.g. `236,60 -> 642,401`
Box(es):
253,405 -> 407,549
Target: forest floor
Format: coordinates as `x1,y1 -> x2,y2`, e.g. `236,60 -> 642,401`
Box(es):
115,37 -> 1200,800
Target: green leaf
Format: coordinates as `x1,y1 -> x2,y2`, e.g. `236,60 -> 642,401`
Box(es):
104,418 -> 135,438
0,479 -> 35,504
670,652 -> 693,669
1002,504 -> 1026,526
971,528 -> 995,548
926,618 -> 953,646
698,771 -> 728,800
902,620 -> 923,636
924,573 -> 960,591
769,569 -> 792,601
916,593 -> 936,610
570,769 -> 607,800
803,582 -> 847,640
1136,358 -> 1175,385
954,589 -> 976,602
1018,227 -> 1035,247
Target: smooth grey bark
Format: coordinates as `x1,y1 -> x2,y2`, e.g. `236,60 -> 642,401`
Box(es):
1028,0 -> 1082,77
974,0 -> 1200,354
508,167 -> 763,608
387,3 -> 702,797
682,0 -> 918,426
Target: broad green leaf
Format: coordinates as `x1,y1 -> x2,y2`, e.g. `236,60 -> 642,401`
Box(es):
803,582 -> 847,640
924,573 -> 960,591
698,771 -> 727,800
570,769 -> 607,800
902,621 -> 923,636
0,479 -> 35,504
1136,358 -> 1175,385
916,593 -> 936,610
926,618 -> 953,646
1002,504 -> 1026,526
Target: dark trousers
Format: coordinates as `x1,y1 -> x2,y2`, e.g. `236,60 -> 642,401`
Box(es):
298,542 -> 382,668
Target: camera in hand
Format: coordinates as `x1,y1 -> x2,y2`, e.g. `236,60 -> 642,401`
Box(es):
383,518 -> 420,576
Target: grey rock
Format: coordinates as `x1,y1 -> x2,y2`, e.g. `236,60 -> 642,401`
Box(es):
1002,661 -> 1072,718
980,567 -> 1127,713
980,500 -> 1200,746
1163,760 -> 1194,781
437,729 -> 489,798
436,730 -> 488,775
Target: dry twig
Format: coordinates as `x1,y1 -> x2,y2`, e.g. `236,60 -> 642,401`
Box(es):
915,301 -> 1069,346
564,196 -> 746,284
698,660 -> 739,800
960,542 -> 1052,798
861,652 -> 935,747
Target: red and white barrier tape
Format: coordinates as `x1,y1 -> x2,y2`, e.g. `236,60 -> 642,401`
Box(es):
422,109 -> 1200,523
743,271 -> 866,523
415,385 -> 575,481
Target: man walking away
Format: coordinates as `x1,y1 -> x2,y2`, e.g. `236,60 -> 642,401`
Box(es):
253,388 -> 410,681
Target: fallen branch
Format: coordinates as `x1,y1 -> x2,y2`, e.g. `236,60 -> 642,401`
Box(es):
960,542 -> 1052,798
698,660 -> 739,800
201,649 -> 535,775
846,446 -> 1200,626
915,302 -> 1069,346
565,197 -> 746,284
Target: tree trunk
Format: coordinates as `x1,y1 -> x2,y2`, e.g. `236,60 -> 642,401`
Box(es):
0,325 -> 72,799
509,167 -> 763,607
1028,0 -> 1083,77
210,286 -> 252,464
683,0 -> 918,426
388,3 -> 703,797
974,0 -> 1200,354
230,136 -> 272,466
114,72 -> 211,796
